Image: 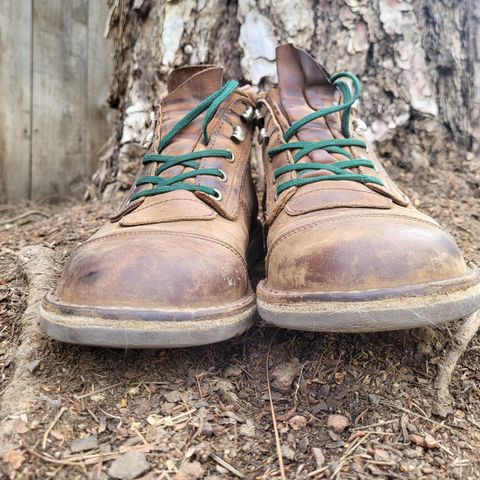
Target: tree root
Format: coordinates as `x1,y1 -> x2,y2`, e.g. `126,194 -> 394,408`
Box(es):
0,246 -> 58,450
433,310 -> 480,417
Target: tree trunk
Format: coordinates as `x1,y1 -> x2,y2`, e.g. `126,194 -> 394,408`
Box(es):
93,0 -> 480,198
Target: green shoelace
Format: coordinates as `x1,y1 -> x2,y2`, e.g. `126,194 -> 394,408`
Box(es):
130,80 -> 239,202
268,71 -> 384,197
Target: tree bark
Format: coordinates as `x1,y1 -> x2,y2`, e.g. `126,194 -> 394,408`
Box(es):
93,0 -> 480,197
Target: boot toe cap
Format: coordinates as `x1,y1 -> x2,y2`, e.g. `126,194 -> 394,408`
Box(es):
265,215 -> 468,294
53,233 -> 249,310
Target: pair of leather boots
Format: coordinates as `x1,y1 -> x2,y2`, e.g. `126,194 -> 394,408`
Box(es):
40,45 -> 480,348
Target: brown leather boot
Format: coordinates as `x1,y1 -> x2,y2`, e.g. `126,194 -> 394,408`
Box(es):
41,66 -> 260,348
256,44 -> 480,332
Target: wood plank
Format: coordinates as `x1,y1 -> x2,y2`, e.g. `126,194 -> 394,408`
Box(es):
0,0 -> 32,201
31,0 -> 89,199
87,0 -> 113,174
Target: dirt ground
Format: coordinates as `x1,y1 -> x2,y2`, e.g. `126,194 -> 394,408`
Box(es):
1,154 -> 480,479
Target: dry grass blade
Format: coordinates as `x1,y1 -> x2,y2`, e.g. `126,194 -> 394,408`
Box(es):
266,333 -> 286,480
209,452 -> 245,479
0,210 -> 49,226
74,382 -> 123,400
42,406 -> 67,449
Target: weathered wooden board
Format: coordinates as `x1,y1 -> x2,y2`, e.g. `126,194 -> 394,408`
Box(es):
0,0 -> 33,201
31,0 -> 89,199
0,0 -> 113,201
87,0 -> 113,174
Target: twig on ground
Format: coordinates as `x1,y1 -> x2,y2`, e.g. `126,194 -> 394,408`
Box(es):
434,310 -> 480,417
266,331 -> 286,480
293,361 -> 308,405
351,419 -> 398,431
382,402 -> 454,431
74,382 -> 123,400
209,452 -> 245,479
330,434 -> 370,479
0,210 -> 49,226
42,406 -> 67,449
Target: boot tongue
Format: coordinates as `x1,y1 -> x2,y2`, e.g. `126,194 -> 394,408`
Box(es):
119,66 -> 225,226
273,45 -> 393,217
157,66 -> 224,177
276,44 -> 340,164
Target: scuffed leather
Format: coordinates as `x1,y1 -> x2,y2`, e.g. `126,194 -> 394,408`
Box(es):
261,44 -> 470,295
54,66 -> 258,310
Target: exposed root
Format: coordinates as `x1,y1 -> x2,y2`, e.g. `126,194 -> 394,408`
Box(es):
0,246 -> 58,449
433,311 -> 480,417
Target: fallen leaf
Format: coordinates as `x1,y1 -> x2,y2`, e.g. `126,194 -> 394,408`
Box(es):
3,449 -> 25,470
173,461 -> 204,480
326,414 -> 351,433
289,415 -> 307,431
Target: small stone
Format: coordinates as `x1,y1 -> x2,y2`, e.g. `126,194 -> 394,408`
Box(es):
146,414 -> 163,427
326,414 -> 351,433
424,433 -> 438,449
70,435 -> 98,453
317,384 -> 330,397
368,394 -> 381,406
311,401 -> 328,414
400,463 -> 416,473
201,422 -> 214,437
312,447 -> 325,469
271,358 -> 302,392
328,431 -> 341,442
410,433 -> 425,447
417,342 -> 432,355
173,461 -> 204,480
3,449 -> 26,470
2,419 -> 28,435
239,419 -> 256,438
404,448 -> 421,459
224,366 -> 242,377
25,359 -> 41,373
101,445 -> 112,454
281,445 -> 295,462
289,415 -> 307,431
108,451 -> 150,479
164,390 -> 182,403
39,393 -> 62,409
374,448 -> 390,462
298,436 -> 309,453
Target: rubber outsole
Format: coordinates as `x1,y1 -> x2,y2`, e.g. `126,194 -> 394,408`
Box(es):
257,269 -> 480,333
40,294 -> 256,349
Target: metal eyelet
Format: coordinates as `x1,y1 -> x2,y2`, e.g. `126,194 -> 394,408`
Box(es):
218,169 -> 228,182
231,125 -> 246,143
274,191 -> 279,201
259,128 -> 270,145
226,150 -> 235,163
254,108 -> 265,125
240,105 -> 255,123
208,189 -> 223,201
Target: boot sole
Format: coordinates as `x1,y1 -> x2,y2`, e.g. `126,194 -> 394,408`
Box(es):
40,292 -> 256,348
257,266 -> 480,332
